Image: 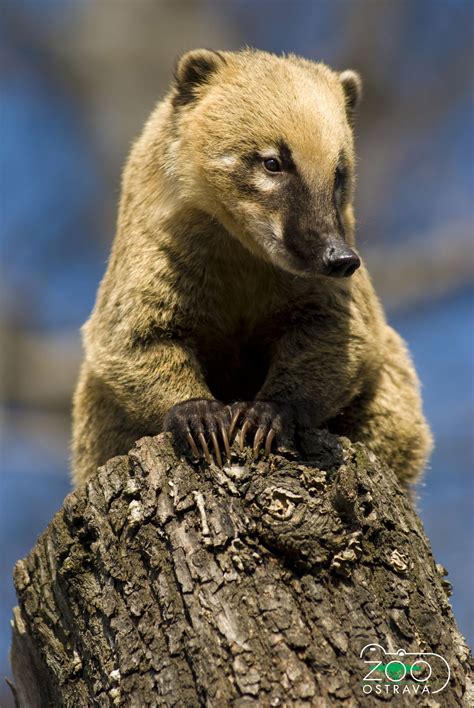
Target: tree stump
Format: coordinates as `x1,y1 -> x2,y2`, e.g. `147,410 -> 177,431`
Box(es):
10,431 -> 473,706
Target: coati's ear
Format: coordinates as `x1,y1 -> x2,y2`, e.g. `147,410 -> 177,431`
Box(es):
173,49 -> 226,107
340,70 -> 362,124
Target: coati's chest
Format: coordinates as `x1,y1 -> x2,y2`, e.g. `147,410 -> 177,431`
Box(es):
178,251 -> 342,403
180,257 -> 277,402
192,295 -> 318,403
197,329 -> 271,404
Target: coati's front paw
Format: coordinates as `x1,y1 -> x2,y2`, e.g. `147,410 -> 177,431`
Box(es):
163,398 -> 231,466
229,400 -> 294,457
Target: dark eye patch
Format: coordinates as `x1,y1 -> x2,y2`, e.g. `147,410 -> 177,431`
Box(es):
277,141 -> 296,172
242,151 -> 261,168
334,165 -> 346,191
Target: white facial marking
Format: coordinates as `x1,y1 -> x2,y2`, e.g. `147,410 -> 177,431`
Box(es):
217,154 -> 238,168
260,148 -> 279,159
253,173 -> 279,192
270,214 -> 282,240
163,138 -> 181,178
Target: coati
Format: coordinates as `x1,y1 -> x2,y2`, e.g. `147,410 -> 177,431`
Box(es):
72,48 -> 432,486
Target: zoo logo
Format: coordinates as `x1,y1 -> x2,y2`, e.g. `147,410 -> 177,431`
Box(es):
360,643 -> 451,696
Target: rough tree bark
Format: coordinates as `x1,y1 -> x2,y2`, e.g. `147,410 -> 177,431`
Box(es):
10,431 -> 473,707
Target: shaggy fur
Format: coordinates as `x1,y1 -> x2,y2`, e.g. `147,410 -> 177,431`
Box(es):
72,49 -> 432,486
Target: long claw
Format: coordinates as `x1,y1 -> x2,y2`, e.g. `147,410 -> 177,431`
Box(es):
198,432 -> 212,464
229,408 -> 243,440
210,431 -> 223,467
264,428 -> 276,456
220,424 -> 231,459
186,432 -> 200,458
239,420 -> 251,451
253,427 -> 265,457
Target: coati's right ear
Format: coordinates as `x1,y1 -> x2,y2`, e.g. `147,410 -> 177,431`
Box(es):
340,70 -> 362,125
173,49 -> 226,108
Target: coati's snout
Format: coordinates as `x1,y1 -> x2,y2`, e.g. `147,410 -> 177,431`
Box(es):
281,231 -> 361,279
322,239 -> 360,278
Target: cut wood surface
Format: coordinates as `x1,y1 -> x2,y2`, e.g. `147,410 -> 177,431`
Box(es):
10,431 -> 473,706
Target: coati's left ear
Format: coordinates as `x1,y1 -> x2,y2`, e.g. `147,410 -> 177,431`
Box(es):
173,49 -> 226,107
340,70 -> 362,124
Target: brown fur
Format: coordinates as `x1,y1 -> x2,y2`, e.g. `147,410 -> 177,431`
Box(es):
72,49 -> 432,486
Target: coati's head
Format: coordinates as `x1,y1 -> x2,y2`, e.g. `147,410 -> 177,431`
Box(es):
171,49 -> 362,279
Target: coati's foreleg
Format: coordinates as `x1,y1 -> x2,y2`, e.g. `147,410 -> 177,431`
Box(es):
229,322 -> 365,458
73,339 -> 224,482
163,398 -> 231,466
228,400 -> 294,456
327,327 -> 433,484
233,324 -> 431,484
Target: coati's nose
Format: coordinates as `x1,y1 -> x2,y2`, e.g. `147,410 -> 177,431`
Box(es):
323,244 -> 361,278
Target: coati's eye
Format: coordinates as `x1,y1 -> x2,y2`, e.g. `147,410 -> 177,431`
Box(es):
263,157 -> 282,173
334,165 -> 346,191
